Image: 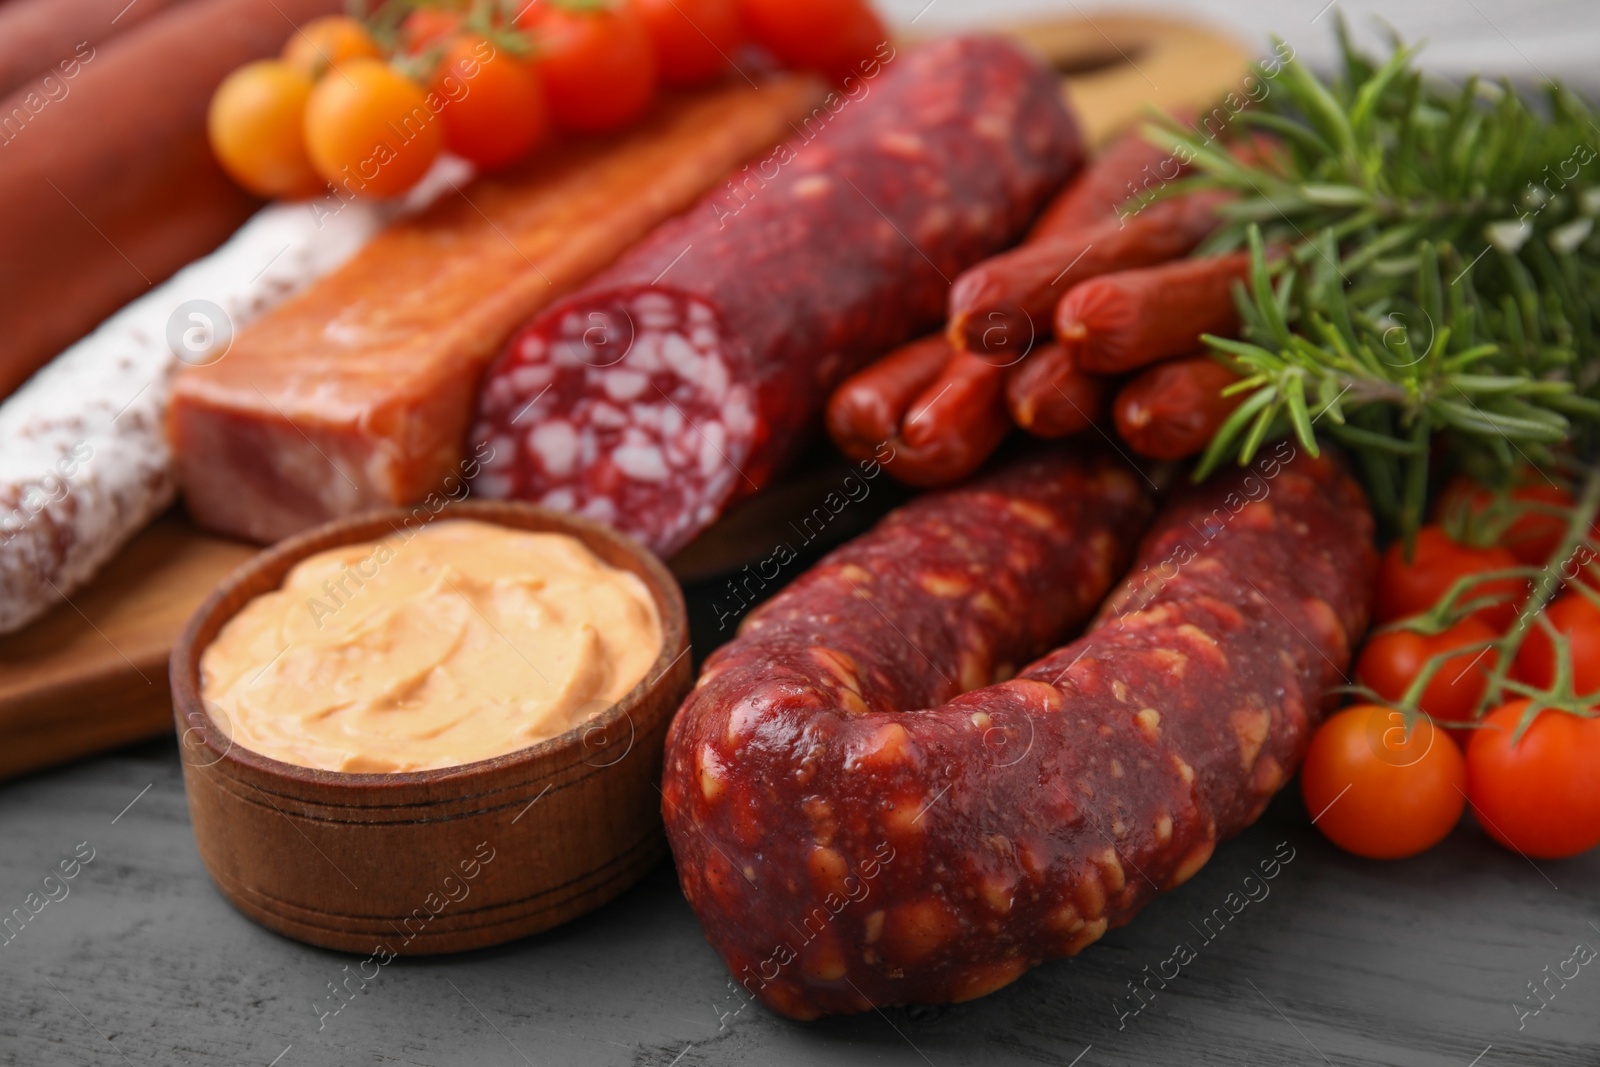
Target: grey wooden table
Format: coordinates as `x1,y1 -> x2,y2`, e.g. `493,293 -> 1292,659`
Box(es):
3,688 -> 1597,1066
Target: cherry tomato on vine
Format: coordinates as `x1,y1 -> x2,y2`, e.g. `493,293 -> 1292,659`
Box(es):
1563,525 -> 1600,593
517,1 -> 658,134
282,15 -> 383,77
401,8 -> 467,54
429,35 -> 548,169
1301,704 -> 1467,860
1512,591 -> 1600,696
634,0 -> 744,87
1467,700 -> 1600,859
208,60 -> 321,199
1435,477 -> 1574,567
736,0 -> 889,83
303,59 -> 443,198
1355,616 -> 1499,728
1374,525 -> 1526,632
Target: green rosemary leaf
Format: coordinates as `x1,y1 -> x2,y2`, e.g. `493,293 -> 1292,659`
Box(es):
1286,373 -> 1320,455
1162,27 -> 1600,538
1196,386 -> 1278,480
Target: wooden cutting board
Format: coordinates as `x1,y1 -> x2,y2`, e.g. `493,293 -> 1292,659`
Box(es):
0,10 -> 1249,781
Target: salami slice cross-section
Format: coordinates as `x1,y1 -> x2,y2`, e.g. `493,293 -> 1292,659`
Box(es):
469,35 -> 1084,555
660,444 -> 1376,1019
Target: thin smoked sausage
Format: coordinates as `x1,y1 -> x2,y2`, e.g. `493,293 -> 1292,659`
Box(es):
946,190 -> 1227,359
825,335 -> 951,464
826,335 -> 1014,488
1026,126 -> 1185,240
1114,354 -> 1245,461
1003,340 -> 1107,438
1059,252 -> 1252,373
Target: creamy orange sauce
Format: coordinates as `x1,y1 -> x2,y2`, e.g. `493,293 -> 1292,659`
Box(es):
200,520 -> 662,773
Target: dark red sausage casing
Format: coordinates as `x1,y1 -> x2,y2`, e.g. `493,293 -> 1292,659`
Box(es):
469,35 -> 1083,556
662,443 -> 1376,1018
0,0 -> 191,100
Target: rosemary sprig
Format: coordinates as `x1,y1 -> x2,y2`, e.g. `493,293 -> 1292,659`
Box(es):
1148,22 -> 1600,539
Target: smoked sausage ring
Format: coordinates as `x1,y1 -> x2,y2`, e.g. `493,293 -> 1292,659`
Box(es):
661,444 -> 1376,1018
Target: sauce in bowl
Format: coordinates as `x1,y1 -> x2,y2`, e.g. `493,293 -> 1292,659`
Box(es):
200,519 -> 663,772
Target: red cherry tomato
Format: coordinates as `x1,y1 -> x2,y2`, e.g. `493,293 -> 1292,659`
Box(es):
1355,616 -> 1499,728
401,8 -> 467,54
1301,704 -> 1467,859
429,35 -> 548,169
823,2 -> 892,84
634,0 -> 744,87
517,1 -> 658,134
1374,525 -> 1526,632
1467,701 -> 1600,859
1562,524 -> 1600,592
736,0 -> 889,83
1435,477 -> 1574,566
1506,483 -> 1575,564
1512,592 -> 1600,696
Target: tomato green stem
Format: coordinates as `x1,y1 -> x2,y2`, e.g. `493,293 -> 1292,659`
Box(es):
1473,465 -> 1600,721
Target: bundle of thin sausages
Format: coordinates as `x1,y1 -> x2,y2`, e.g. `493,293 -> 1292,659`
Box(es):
827,128 -> 1254,484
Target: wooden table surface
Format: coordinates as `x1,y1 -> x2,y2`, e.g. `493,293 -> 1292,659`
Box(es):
892,0 -> 1600,89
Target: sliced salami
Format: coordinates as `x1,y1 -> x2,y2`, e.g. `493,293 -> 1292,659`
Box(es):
469,35 -> 1083,556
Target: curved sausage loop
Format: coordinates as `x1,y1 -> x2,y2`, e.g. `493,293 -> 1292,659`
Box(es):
662,445 -> 1376,1018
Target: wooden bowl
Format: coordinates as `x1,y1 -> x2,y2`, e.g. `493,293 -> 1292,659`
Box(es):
170,502 -> 691,955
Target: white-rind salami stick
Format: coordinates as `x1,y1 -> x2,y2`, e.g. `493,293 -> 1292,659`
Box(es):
0,197 -> 399,633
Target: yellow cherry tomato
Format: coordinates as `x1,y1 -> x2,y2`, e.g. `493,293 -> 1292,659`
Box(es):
303,59 -> 443,198
282,15 -> 383,77
207,59 -> 321,199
